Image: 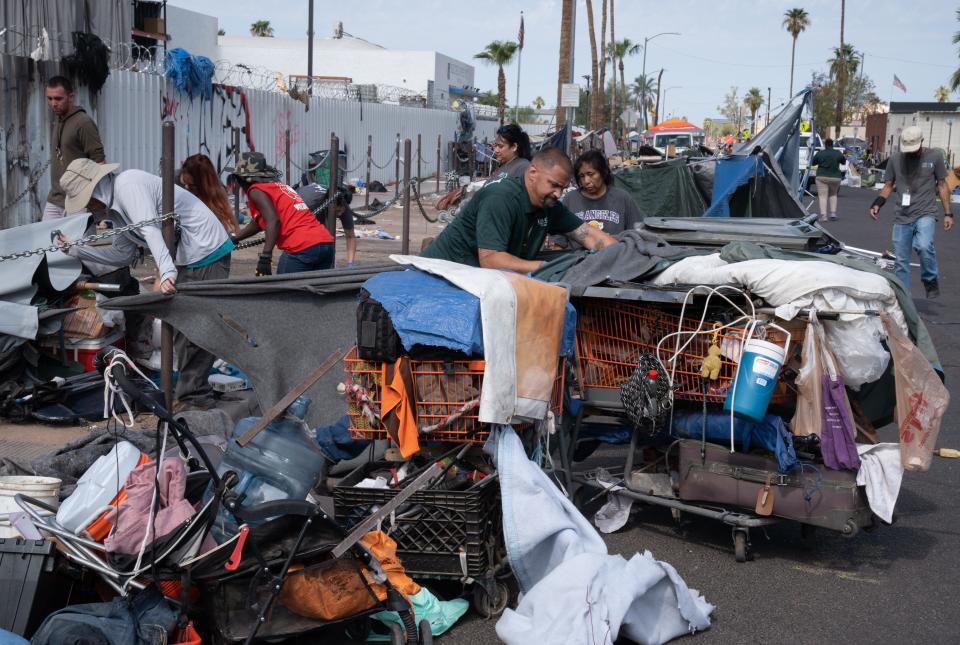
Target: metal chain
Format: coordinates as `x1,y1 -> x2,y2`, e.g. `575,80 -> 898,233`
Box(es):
371,152 -> 396,170
409,179 -> 438,223
0,211 -> 180,263
0,160 -> 51,215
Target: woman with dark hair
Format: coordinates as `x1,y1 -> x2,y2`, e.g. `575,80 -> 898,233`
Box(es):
561,149 -> 645,239
178,154 -> 239,234
487,123 -> 532,184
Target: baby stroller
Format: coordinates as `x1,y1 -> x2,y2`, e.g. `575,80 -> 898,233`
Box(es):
16,350 -> 434,645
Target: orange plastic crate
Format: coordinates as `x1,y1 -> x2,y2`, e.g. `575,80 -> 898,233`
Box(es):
574,299 -> 803,404
344,347 -> 564,444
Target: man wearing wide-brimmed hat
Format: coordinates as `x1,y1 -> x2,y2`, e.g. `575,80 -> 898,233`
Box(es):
59,158 -> 233,409
227,152 -> 336,274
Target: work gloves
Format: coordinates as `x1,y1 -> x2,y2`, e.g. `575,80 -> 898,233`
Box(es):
256,253 -> 272,276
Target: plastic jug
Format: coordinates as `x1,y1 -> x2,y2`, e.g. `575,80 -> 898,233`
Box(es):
212,396 -> 326,539
724,336 -> 787,423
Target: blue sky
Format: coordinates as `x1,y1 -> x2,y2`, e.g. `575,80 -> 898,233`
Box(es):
173,0 -> 960,124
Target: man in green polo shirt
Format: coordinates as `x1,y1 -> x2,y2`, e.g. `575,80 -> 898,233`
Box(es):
423,147 -> 616,272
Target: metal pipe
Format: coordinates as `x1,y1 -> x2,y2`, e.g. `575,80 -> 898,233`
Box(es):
160,121 -> 177,409
232,127 -> 241,216
284,128 -> 291,185
306,0 -> 314,110
416,133 -> 422,182
364,134 -> 372,207
436,134 -> 441,192
402,138 -> 411,254
394,133 -> 400,199
326,133 -> 339,233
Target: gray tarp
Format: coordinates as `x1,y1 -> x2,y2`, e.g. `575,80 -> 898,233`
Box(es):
0,214 -> 90,342
101,265 -> 402,429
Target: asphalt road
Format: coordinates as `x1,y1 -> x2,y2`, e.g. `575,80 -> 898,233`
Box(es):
397,186 -> 960,645
259,185 -> 958,645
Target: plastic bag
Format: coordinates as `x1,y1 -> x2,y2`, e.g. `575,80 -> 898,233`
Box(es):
790,318 -> 823,437
882,314 -> 950,472
822,317 -> 890,390
816,323 -> 861,471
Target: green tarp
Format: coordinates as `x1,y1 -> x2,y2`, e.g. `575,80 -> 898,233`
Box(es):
614,159 -> 707,218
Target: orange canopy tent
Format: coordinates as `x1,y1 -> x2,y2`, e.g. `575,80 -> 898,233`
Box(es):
646,118 -> 704,133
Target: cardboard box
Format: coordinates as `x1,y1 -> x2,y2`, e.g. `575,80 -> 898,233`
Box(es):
143,17 -> 165,35
946,167 -> 960,193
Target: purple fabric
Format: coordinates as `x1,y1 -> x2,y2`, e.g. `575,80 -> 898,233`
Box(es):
104,458 -> 196,555
819,376 -> 861,471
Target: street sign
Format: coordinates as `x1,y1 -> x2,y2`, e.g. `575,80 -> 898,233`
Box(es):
560,83 -> 580,108
620,108 -> 638,127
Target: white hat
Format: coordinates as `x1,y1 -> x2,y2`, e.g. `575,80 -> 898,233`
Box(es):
900,126 -> 923,153
61,158 -> 120,213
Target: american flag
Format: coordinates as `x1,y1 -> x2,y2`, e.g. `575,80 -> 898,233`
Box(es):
518,13 -> 524,50
893,75 -> 907,93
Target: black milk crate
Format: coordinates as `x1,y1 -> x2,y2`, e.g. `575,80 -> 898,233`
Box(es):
333,462 -> 501,579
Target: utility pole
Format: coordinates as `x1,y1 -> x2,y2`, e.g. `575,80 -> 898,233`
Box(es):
306,0 -> 314,111
640,32 -> 680,132
766,87 -> 771,127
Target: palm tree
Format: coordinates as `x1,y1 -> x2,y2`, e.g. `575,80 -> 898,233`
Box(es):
584,0 -> 601,129
783,8 -> 810,97
951,9 -> 960,92
474,40 -> 519,125
555,0 -> 574,127
828,43 -> 860,80
533,96 -> 546,110
608,39 -> 641,138
598,0 -> 608,130
249,20 -> 274,37
834,0 -> 846,138
631,74 -> 658,126
935,85 -> 950,103
608,0 -> 617,133
744,87 -> 764,134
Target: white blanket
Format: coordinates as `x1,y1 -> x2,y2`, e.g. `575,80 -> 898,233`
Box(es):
493,427 -> 713,645
856,442 -> 904,524
651,255 -> 909,389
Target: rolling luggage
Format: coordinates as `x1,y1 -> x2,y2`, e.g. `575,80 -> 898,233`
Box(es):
677,439 -> 872,535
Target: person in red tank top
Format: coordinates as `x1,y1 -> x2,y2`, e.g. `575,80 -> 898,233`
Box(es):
228,152 -> 336,275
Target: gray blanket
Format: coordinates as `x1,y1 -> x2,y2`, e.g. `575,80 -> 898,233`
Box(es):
555,229 -> 694,290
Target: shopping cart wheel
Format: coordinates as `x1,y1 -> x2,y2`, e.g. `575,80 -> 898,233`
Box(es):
472,580 -> 510,618
389,622 -> 405,645
418,619 -> 433,645
345,616 -> 371,641
733,529 -> 752,563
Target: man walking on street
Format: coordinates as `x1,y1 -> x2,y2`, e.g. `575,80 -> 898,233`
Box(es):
869,126 -> 954,298
44,76 -> 106,220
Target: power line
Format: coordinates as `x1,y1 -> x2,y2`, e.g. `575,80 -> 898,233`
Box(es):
654,44 -> 823,69
859,51 -> 954,70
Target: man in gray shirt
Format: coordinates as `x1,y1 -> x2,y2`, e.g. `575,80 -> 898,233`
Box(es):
869,126 -> 954,297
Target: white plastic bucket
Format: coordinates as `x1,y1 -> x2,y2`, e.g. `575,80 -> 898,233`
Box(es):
0,476 -> 61,538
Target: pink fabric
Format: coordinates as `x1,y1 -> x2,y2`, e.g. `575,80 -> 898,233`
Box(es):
104,458 -> 197,555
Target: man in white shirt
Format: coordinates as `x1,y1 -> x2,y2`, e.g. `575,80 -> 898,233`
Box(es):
59,159 -> 232,408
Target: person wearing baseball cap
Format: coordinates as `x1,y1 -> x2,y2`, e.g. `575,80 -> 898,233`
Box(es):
59,158 -> 233,409
869,125 -> 954,298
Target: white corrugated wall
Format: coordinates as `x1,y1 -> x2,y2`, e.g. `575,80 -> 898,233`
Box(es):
2,64 -> 549,229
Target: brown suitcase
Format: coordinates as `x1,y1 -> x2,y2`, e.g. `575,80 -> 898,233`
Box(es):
677,440 -> 872,535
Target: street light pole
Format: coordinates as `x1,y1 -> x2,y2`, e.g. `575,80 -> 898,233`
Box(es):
640,31 -> 680,132
661,86 -> 681,121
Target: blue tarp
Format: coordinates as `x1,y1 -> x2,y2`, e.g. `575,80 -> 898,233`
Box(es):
703,156 -> 764,218
362,270 -> 577,357
670,411 -> 798,473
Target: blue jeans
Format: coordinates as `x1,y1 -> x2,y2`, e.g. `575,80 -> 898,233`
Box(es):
892,216 -> 939,292
277,242 -> 335,274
